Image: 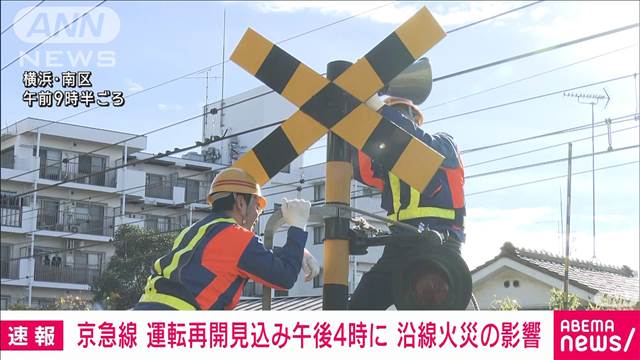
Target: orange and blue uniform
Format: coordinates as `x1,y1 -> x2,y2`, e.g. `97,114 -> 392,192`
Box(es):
353,104 -> 465,241
349,104 -> 465,310
134,213 -> 306,310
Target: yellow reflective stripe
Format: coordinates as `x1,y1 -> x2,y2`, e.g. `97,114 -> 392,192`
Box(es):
139,293 -> 196,310
162,217 -> 236,279
389,173 -> 401,221
171,226 -> 193,250
408,185 -> 421,209
155,226 -> 192,274
387,206 -> 456,221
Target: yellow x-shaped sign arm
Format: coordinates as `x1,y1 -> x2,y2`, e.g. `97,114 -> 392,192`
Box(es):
230,7 -> 446,192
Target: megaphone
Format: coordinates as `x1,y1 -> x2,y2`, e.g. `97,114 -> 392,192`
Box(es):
378,57 -> 433,105
392,230 -> 472,310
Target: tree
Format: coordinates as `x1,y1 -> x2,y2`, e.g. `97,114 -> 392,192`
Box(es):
588,294 -> 636,310
92,225 -> 175,310
491,296 -> 521,311
549,288 -> 580,310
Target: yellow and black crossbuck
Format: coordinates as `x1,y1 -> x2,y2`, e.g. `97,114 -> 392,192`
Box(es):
230,7 -> 446,193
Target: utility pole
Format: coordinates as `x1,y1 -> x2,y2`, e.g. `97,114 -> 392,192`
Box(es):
28,130 -> 42,307
563,143 -> 572,310
323,61 -> 353,310
563,89 -> 610,260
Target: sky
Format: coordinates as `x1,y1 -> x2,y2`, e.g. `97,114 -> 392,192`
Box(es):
1,1 -> 639,271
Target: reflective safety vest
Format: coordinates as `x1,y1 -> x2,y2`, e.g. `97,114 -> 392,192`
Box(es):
136,213 -> 307,310
354,137 -> 465,229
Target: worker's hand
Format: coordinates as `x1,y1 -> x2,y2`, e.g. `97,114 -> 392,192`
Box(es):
281,198 -> 311,231
302,249 -> 320,282
365,94 -> 384,111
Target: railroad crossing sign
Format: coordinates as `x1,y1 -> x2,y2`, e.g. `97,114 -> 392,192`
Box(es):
230,7 -> 446,193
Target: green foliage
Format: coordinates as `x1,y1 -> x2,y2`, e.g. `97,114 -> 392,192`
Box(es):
549,288 -> 580,310
588,294 -> 635,310
92,225 -> 175,310
491,296 -> 521,311
8,295 -> 91,310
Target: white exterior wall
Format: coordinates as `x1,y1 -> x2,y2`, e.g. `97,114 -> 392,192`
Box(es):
1,118 -> 145,307
471,258 -> 596,310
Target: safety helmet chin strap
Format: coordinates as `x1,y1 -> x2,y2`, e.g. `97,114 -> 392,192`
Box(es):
234,193 -> 257,226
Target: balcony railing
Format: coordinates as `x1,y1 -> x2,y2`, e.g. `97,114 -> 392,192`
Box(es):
185,181 -> 209,204
37,209 -> 112,236
39,162 -> 116,188
144,214 -> 188,233
0,258 -> 19,279
145,179 -> 173,200
34,261 -> 100,285
1,207 -> 21,227
1,195 -> 22,227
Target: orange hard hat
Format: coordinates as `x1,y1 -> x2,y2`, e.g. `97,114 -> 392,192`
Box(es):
385,96 -> 424,126
207,168 -> 267,210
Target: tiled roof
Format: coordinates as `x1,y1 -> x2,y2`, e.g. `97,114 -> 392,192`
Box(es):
235,296 -> 323,311
473,242 -> 639,302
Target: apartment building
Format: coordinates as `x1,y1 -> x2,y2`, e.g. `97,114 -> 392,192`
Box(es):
0,118 -> 222,309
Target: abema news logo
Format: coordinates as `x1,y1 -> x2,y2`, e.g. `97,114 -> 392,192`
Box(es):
554,311 -> 639,360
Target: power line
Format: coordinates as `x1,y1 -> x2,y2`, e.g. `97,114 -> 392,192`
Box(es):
424,73 -> 637,125
445,1 -> 544,34
6,116 -> 289,201
425,43 -> 638,111
1,1 -> 107,71
0,2 -> 397,138
1,1 -> 550,180
467,161 -> 639,197
431,22 -> 639,83
4,145 -> 637,264
462,113 -> 637,154
3,7 -> 635,208
297,112 -> 638,155
466,144 -> 639,179
465,124 -> 639,168
0,0 -> 45,35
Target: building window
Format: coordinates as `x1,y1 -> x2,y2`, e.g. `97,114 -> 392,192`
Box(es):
274,290 -> 288,297
313,226 -> 325,245
313,267 -> 324,288
1,147 -> 14,169
313,183 -> 325,202
503,280 -> 510,288
38,148 -> 62,181
0,296 -> 9,310
1,191 -> 22,227
513,280 -> 520,288
145,173 -> 173,199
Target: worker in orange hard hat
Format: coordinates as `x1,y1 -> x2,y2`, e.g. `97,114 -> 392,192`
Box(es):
134,167 -> 320,310
350,95 -> 467,310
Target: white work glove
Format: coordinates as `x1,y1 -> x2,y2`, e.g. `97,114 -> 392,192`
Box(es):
365,94 -> 384,111
281,198 -> 311,231
302,249 -> 320,282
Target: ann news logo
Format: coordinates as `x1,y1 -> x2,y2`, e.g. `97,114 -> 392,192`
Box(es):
555,311 -> 639,360
12,6 -> 119,67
